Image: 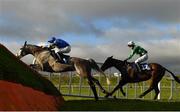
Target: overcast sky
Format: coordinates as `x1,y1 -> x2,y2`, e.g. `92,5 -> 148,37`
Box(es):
0,0 -> 180,72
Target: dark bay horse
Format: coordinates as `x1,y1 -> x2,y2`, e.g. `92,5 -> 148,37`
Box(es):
16,41 -> 110,101
101,56 -> 180,100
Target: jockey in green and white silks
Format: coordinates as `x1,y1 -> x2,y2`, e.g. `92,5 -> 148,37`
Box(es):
125,41 -> 148,72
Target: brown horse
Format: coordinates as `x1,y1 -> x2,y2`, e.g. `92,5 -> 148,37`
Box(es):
16,41 -> 110,101
101,56 -> 180,100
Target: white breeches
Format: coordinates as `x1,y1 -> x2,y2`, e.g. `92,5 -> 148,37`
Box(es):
52,46 -> 71,54
135,54 -> 148,64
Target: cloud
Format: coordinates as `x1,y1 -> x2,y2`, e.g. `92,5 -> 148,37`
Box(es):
1,0 -> 180,41
0,0 -> 180,72
102,22 -> 180,42
0,0 -> 101,41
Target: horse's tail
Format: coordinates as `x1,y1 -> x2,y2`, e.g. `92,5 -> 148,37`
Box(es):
88,59 -> 110,85
163,67 -> 180,83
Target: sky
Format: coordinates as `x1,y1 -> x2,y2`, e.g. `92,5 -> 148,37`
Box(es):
0,0 -> 180,72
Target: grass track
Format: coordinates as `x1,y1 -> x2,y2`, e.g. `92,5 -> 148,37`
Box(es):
49,74 -> 180,100
61,96 -> 180,111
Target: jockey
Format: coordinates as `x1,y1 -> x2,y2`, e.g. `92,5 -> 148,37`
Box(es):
48,37 -> 71,63
125,41 -> 148,72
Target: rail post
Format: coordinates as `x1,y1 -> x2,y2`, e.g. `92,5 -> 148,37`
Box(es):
68,72 -> 73,95
58,73 -> 61,91
79,76 -> 83,96
169,78 -> 174,100
134,83 -> 137,98
157,82 -> 161,100
98,72 -> 101,96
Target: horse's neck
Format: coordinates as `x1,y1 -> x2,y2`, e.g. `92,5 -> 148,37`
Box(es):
34,50 -> 50,58
34,50 -> 54,66
112,59 -> 124,72
29,46 -> 48,57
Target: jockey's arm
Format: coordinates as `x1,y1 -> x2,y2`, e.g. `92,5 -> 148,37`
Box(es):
126,48 -> 137,61
48,43 -> 56,49
126,52 -> 134,60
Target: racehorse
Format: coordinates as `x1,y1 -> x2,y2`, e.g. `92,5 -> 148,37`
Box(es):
16,41 -> 110,101
101,56 -> 180,100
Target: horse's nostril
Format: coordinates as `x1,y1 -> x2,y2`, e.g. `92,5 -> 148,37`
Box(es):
16,53 -> 19,57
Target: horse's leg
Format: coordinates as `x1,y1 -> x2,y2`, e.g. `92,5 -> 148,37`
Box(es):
34,58 -> 44,71
153,85 -> 160,100
30,64 -> 42,71
120,86 -> 126,96
139,78 -> 154,98
139,83 -> 159,99
87,77 -> 98,101
140,66 -> 165,99
105,80 -> 127,98
153,68 -> 165,100
73,61 -> 98,101
91,77 -> 109,94
139,86 -> 154,98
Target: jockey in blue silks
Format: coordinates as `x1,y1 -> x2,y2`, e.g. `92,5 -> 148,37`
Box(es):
48,37 -> 71,63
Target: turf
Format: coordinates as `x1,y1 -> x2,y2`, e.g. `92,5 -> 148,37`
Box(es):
48,73 -> 180,100
61,96 -> 180,111
49,69 -> 180,111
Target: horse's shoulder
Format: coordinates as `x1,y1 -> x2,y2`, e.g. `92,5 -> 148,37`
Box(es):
148,63 -> 163,68
149,63 -> 160,65
126,61 -> 133,65
38,50 -> 51,56
70,57 -> 86,61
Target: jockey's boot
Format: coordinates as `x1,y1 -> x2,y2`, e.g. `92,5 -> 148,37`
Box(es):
58,53 -> 70,64
51,51 -> 63,63
135,62 -> 141,72
51,51 -> 58,60
56,53 -> 65,63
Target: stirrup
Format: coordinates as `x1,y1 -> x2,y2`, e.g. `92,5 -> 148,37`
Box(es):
135,63 -> 141,72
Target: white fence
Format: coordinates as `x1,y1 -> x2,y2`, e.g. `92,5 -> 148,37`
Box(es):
39,68 -> 180,100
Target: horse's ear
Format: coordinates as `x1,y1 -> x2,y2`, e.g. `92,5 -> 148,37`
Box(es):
110,56 -> 113,58
24,41 -> 27,47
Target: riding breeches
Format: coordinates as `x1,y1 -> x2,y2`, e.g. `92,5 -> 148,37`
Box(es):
52,46 -> 71,54
135,54 -> 148,64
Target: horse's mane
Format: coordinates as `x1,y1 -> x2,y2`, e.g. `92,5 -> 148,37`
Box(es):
111,58 -> 123,63
111,57 -> 132,66
26,44 -> 49,53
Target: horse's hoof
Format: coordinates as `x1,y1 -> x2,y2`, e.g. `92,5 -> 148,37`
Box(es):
139,95 -> 143,98
103,90 -> 109,94
122,93 -> 126,97
95,98 -> 99,101
105,94 -> 109,98
153,97 -> 158,100
113,96 -> 117,100
104,95 -> 108,98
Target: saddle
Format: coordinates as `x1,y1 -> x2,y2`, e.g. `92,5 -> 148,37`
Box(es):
128,62 -> 151,73
57,53 -> 70,64
140,63 -> 151,71
50,51 -> 70,64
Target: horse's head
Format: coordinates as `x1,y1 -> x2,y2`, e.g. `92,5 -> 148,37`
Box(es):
101,56 -> 127,72
101,56 -> 114,71
16,41 -> 29,59
17,41 -> 42,59
17,41 -> 49,59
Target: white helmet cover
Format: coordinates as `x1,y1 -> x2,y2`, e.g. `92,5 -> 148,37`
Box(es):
128,41 -> 135,46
